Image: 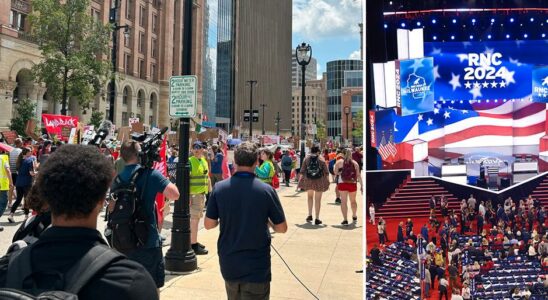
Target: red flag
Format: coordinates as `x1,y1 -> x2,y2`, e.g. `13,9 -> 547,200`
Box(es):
154,136 -> 168,229
221,141 -> 231,179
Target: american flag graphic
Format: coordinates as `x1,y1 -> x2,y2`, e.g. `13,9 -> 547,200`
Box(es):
377,134 -> 392,160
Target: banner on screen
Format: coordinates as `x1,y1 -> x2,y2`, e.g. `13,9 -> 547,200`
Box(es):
395,57 -> 435,116
424,40 -> 548,102
532,66 -> 548,103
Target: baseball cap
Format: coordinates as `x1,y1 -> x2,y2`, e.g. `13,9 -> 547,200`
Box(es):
192,141 -> 203,149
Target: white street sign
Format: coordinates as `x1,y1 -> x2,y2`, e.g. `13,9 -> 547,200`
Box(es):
169,75 -> 197,118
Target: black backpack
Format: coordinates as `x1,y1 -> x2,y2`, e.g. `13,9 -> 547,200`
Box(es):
107,167 -> 150,255
0,244 -> 123,299
306,156 -> 323,179
281,155 -> 293,168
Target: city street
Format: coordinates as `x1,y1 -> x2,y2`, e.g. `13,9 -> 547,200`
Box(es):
0,177 -> 363,300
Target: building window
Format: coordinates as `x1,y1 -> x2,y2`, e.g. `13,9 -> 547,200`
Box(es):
137,90 -> 144,107
151,38 -> 157,57
152,14 -> 158,33
122,112 -> 128,126
139,6 -> 145,27
151,64 -> 156,81
123,88 -> 129,104
149,115 -> 153,125
124,32 -> 131,47
139,32 -> 145,53
138,59 -> 145,79
124,54 -> 131,74
126,0 -> 132,19
150,93 -> 155,109
10,10 -> 26,31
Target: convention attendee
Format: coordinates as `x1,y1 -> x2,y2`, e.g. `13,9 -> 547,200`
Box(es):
369,203 -> 375,225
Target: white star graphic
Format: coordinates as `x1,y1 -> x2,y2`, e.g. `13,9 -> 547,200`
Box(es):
542,76 -> 548,86
470,86 -> 482,99
410,59 -> 424,72
434,108 -> 440,114
500,81 -> 507,88
444,111 -> 451,119
448,73 -> 461,91
433,65 -> 441,81
483,46 -> 494,55
499,67 -> 516,85
482,81 -> 489,88
490,81 -> 498,88
418,114 -> 423,121
393,122 -> 398,132
457,54 -> 469,63
431,48 -> 442,55
426,118 -> 434,126
462,110 -> 468,114
473,82 -> 480,89
509,58 -> 523,67
465,81 -> 472,89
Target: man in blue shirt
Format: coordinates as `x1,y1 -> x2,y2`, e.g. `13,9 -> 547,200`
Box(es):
112,141 -> 180,291
210,144 -> 224,187
205,142 -> 287,300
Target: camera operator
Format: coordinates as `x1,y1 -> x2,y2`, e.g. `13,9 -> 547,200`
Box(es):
189,141 -> 212,255
113,140 -> 180,290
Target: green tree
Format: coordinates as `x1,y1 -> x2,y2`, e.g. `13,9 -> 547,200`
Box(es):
10,99 -> 36,137
88,110 -> 104,129
316,119 -> 327,141
29,0 -> 112,115
352,109 -> 363,141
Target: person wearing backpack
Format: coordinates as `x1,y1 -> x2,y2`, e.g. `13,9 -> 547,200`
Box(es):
280,150 -> 293,187
334,149 -> 363,226
110,140 -> 180,289
0,144 -> 159,300
298,146 -> 330,225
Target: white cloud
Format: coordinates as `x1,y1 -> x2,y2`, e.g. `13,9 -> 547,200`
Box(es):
349,50 -> 360,60
293,0 -> 362,41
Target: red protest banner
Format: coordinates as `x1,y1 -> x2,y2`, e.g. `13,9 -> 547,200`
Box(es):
42,114 -> 78,141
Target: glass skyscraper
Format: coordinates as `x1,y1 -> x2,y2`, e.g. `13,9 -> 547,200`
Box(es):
327,60 -> 363,139
215,0 -> 235,128
202,0 -> 218,127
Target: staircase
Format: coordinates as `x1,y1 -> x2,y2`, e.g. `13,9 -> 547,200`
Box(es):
528,175 -> 548,209
376,177 -> 460,218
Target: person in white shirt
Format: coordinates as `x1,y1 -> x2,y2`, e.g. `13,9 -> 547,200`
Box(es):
461,282 -> 471,300
369,203 -> 375,225
467,194 -> 476,211
478,201 -> 486,218
451,288 -> 464,300
439,276 -> 449,300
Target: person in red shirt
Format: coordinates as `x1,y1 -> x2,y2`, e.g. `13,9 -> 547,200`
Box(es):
274,147 -> 282,163
351,147 -> 363,171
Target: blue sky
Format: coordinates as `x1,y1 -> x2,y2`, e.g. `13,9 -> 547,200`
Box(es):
292,0 -> 363,78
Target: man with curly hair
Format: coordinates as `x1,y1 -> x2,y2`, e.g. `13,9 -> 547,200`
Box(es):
0,145 -> 160,299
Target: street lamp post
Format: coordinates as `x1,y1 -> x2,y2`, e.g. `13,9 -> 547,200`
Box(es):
108,0 -> 130,123
344,106 -> 351,146
164,0 -> 197,273
246,80 -> 257,140
260,104 -> 267,135
275,112 -> 281,136
295,42 -> 312,170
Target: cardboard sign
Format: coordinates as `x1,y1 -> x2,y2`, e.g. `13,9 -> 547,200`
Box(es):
129,117 -> 140,125
117,126 -> 132,142
25,119 -> 40,140
131,122 -> 144,134
61,126 -> 71,138
1,131 -> 18,144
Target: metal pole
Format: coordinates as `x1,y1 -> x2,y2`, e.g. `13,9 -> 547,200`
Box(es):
165,0 -> 197,272
247,80 -> 256,139
300,64 -> 306,170
276,111 -> 280,136
108,0 -> 118,123
260,104 -> 266,135
346,112 -> 349,146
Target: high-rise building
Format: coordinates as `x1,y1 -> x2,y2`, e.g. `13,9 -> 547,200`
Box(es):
0,0 -> 205,129
341,70 -> 363,145
215,0 -> 292,136
291,52 -> 317,88
202,0 -> 218,127
291,74 -> 327,137
326,59 -> 362,140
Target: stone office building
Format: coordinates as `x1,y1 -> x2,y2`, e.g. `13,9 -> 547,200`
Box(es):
0,0 -> 206,130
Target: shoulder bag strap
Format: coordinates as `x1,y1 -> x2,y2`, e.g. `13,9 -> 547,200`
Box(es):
64,244 -> 124,294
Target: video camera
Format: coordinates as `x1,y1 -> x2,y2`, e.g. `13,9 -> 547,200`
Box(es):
131,127 -> 168,168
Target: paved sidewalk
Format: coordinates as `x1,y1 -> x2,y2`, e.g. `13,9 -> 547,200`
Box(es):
160,182 -> 364,300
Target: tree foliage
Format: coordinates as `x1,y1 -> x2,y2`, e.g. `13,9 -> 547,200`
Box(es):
88,110 -> 104,129
10,99 -> 36,137
316,119 -> 327,141
352,109 -> 363,142
29,0 -> 112,113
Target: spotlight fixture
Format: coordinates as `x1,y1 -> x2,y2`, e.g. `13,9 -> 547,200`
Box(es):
510,18 -> 514,23
451,35 -> 455,40
432,19 -> 437,24
452,19 -> 457,24
506,34 -> 510,39
401,22 -> 406,28
487,34 -> 492,39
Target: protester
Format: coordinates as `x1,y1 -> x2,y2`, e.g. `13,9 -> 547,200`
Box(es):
280,150 -> 293,186
334,148 -> 363,226
0,145 -> 160,299
112,140 -> 180,289
205,141 -> 287,300
8,138 -> 23,207
8,147 -> 35,223
255,148 -> 276,187
210,145 -> 224,187
0,151 -> 14,231
189,141 -> 211,255
298,146 -> 330,225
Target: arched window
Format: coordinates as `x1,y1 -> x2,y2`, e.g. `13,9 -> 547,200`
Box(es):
123,87 -> 129,104
137,90 -> 144,107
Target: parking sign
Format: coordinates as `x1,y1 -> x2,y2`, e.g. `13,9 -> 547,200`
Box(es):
169,75 -> 197,118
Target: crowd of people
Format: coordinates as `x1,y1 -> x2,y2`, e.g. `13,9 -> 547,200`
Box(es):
368,193 -> 547,300
0,131 -> 364,299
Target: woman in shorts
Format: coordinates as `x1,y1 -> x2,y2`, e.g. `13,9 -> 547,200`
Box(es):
334,149 -> 362,226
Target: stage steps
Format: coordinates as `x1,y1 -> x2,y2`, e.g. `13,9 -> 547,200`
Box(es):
376,177 -> 460,218
528,175 -> 548,210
